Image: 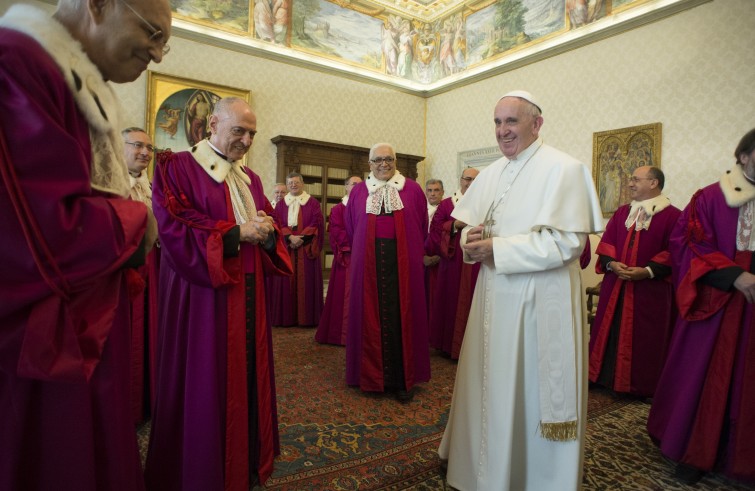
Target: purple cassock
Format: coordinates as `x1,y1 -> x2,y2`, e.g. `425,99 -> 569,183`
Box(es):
0,26 -> 147,490
588,202 -> 680,397
425,196 -> 480,360
269,195 -> 324,326
344,176 -> 431,392
316,201 -> 352,345
647,180 -> 755,482
145,148 -> 292,490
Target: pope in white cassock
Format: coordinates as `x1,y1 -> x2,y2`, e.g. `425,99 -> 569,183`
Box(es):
438,91 -> 604,490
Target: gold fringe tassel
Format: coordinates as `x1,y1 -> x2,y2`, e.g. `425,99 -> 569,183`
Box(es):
539,420 -> 578,442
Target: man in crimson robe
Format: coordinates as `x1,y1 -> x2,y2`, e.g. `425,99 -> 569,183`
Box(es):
315,175 -> 362,345
345,143 -> 430,403
647,128 -> 755,485
426,167 -> 480,359
588,166 -> 680,398
423,179 -> 443,319
145,97 -> 293,490
122,127 -> 161,425
0,1 -> 167,489
269,172 -> 324,327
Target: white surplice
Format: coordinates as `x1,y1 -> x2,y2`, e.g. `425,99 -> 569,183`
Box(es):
438,138 -> 604,491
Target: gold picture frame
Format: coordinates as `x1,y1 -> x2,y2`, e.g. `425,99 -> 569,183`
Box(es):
592,122 -> 662,218
145,72 -> 251,177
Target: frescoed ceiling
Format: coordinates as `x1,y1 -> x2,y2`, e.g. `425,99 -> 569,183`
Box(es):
168,0 -> 706,95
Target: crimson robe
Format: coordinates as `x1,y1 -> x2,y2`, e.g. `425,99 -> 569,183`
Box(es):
145,150 -> 292,490
0,27 -> 147,491
344,177 -> 430,392
647,182 -> 755,482
315,201 -> 351,345
425,196 -> 480,359
270,196 -> 324,326
588,202 -> 680,397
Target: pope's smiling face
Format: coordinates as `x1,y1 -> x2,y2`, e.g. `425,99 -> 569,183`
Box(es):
494,97 -> 543,159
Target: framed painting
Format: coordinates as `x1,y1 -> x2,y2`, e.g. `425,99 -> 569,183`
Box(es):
592,122 -> 662,218
457,145 -> 500,176
145,72 -> 251,176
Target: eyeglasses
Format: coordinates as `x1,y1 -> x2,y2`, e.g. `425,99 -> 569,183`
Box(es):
461,176 -> 475,182
230,126 -> 257,138
125,141 -> 155,152
116,0 -> 171,55
628,176 -> 655,183
370,156 -> 395,164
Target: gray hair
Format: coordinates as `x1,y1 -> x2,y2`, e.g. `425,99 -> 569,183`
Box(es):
426,178 -> 444,190
369,142 -> 396,161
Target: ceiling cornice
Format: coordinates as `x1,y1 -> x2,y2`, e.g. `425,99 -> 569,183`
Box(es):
172,0 -> 709,97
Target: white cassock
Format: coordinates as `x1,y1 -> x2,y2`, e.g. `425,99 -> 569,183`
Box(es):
438,138 -> 604,491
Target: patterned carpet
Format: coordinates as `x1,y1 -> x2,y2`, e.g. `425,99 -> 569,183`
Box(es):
139,327 -> 755,490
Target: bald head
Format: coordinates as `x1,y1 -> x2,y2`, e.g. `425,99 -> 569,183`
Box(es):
55,0 -> 172,83
460,167 -> 479,194
208,97 -> 257,162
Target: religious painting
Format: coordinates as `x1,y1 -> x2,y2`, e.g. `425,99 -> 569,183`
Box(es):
170,0 -> 252,35
592,122 -> 662,218
254,0 -> 291,44
465,0 -> 565,67
458,145 -> 501,176
291,0 -> 383,70
146,72 -> 251,176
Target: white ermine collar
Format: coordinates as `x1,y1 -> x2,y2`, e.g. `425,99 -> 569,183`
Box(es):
191,139 -> 251,185
366,170 -> 405,215
625,194 -> 671,231
720,165 -> 755,208
452,189 -> 463,204
284,192 -> 311,207
0,5 -> 130,197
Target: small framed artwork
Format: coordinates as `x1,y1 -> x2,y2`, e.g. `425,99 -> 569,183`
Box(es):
457,145 -> 500,176
592,122 -> 662,218
145,72 -> 251,176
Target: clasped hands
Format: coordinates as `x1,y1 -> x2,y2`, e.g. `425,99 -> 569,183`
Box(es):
461,225 -> 493,263
609,261 -> 650,281
239,211 -> 275,244
288,234 -> 305,249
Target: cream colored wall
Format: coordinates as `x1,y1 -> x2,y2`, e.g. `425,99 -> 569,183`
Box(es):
425,0 -> 755,213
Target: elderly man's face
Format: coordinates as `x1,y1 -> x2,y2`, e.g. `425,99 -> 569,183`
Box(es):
494,97 -> 542,159
426,183 -> 444,206
209,101 -> 257,162
87,0 -> 172,83
273,184 -> 287,202
287,176 -> 304,196
369,145 -> 397,181
459,168 -> 479,194
123,131 -> 154,176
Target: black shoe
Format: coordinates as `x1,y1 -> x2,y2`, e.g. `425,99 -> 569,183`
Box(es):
396,389 -> 413,403
675,463 -> 704,484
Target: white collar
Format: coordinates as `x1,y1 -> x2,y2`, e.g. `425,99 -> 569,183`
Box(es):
342,195 -> 349,206
452,189 -> 463,204
190,139 -> 251,185
625,194 -> 671,231
284,192 -> 311,206
507,137 -> 543,163
720,165 -> 755,208
366,170 -> 406,194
